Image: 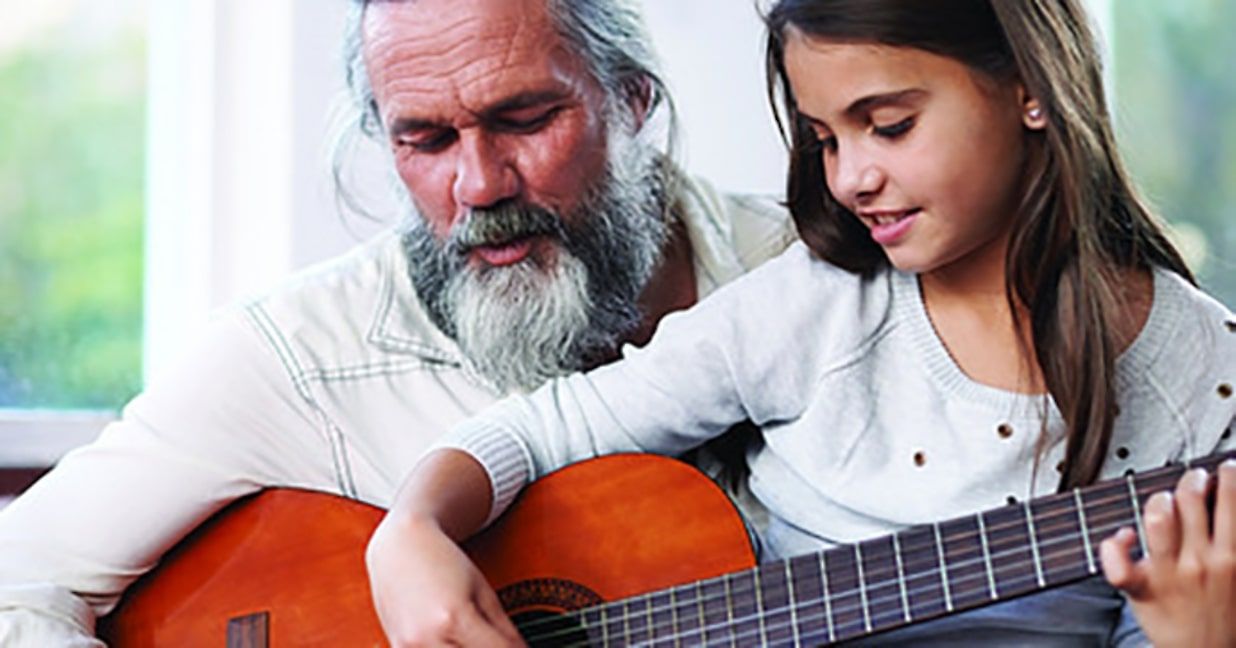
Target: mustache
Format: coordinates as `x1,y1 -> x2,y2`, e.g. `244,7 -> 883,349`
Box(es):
448,202 -> 568,254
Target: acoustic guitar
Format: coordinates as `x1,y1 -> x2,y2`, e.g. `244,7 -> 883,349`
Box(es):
99,450 -> 1234,647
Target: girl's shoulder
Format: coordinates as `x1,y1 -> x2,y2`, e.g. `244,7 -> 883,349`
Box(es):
698,241 -> 897,332
1121,267 -> 1236,453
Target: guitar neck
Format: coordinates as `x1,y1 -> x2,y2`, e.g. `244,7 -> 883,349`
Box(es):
563,449 -> 1234,646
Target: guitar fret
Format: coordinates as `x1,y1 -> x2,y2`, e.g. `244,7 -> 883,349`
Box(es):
1125,474 -> 1149,558
723,574 -> 735,645
645,593 -> 655,645
699,576 -> 731,646
1024,501 -> 1046,588
976,513 -> 998,600
899,525 -> 947,621
854,544 -> 872,633
626,596 -> 649,644
669,587 -> 680,648
622,597 -> 632,645
596,606 -> 607,648
819,552 -> 836,644
785,561 -> 801,647
756,562 -> 793,645
1074,488 -> 1097,575
892,533 -> 911,623
753,567 -> 768,646
933,522 -> 954,612
695,580 -> 706,646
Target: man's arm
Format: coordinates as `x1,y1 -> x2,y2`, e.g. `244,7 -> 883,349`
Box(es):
0,311 -> 329,644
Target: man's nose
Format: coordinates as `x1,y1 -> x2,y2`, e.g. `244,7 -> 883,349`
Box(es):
452,131 -> 519,211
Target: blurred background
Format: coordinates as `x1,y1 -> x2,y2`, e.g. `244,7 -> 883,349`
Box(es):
1,1 -> 1234,477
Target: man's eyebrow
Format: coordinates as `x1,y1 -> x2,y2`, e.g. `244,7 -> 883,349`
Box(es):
798,88 -> 927,128
387,90 -> 571,138
388,116 -> 439,139
480,90 -> 571,122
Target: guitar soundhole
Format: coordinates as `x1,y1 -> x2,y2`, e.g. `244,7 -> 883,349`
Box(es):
512,610 -> 589,647
499,578 -> 603,647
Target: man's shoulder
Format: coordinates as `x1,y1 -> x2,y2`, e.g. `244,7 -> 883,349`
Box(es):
675,174 -> 798,290
241,228 -> 455,365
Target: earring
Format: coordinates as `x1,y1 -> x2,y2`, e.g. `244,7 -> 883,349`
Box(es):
1027,106 -> 1044,121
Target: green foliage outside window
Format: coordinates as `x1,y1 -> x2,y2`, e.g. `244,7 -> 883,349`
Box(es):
1114,0 -> 1236,307
0,23 -> 145,409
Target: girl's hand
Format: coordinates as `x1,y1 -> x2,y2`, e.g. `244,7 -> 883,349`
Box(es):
366,514 -> 525,647
1100,460 -> 1236,648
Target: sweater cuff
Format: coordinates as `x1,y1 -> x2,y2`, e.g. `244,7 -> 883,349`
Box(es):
439,422 -> 532,528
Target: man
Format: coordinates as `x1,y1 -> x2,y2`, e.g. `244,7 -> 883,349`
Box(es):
0,0 -> 793,644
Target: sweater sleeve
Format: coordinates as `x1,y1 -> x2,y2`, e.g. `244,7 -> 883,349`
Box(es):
438,250 -> 810,524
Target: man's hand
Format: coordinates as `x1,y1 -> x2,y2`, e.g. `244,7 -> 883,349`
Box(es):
1101,460 -> 1236,648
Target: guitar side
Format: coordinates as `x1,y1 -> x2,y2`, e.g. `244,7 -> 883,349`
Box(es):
99,454 -> 755,647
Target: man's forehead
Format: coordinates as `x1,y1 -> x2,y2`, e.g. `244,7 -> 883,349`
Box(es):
362,0 -> 590,122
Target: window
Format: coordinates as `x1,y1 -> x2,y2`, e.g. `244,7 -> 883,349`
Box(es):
1110,1 -> 1236,306
0,1 -> 147,411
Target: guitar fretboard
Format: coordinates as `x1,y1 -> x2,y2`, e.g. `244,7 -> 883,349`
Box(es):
516,449 -> 1233,647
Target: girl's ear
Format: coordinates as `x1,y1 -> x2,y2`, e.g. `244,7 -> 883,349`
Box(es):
1019,86 -> 1048,130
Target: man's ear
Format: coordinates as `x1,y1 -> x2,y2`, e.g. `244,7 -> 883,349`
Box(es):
1018,85 -> 1047,130
623,75 -> 654,132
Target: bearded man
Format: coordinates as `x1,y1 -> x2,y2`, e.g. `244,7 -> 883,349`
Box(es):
0,0 -> 793,643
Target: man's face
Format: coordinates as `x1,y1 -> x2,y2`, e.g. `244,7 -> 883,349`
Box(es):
363,0 -> 612,263
362,0 -> 668,392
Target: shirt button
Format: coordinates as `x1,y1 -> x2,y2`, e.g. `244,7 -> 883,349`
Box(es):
997,423 -> 1014,439
913,451 -> 927,467
1116,446 -> 1131,460
1219,383 -> 1233,399
1226,319 -> 1236,333
1006,495 -> 1018,505
1056,460 -> 1066,473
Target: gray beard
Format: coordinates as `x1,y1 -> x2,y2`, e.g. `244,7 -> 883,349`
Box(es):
401,133 -> 669,393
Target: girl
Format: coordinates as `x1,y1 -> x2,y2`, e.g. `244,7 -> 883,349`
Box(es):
368,0 -> 1236,645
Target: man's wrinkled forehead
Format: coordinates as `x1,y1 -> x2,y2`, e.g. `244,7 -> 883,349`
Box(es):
360,0 -> 581,117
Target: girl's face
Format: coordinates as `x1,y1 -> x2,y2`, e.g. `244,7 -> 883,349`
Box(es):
784,34 -> 1041,277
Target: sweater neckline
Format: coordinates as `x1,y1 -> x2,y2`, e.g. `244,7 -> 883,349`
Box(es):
890,267 -> 1180,414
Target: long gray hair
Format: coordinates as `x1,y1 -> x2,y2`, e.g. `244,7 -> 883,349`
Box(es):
333,0 -> 679,220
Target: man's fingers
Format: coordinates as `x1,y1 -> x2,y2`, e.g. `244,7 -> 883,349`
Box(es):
1102,527 -> 1149,598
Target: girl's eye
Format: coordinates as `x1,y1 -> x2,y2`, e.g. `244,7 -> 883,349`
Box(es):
873,117 -> 914,139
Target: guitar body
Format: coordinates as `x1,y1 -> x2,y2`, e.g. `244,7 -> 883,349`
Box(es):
99,454 -> 755,647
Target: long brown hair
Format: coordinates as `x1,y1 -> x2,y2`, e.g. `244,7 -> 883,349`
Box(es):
764,0 -> 1195,490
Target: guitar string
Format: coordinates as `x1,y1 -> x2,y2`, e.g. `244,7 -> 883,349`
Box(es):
514,477 -> 1161,644
530,506 -> 1147,647
515,450 -> 1228,642
512,465 -> 1175,640
514,479 -> 1167,645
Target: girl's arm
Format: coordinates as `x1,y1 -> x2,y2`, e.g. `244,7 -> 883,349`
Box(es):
1100,459 -> 1236,648
365,449 -> 525,647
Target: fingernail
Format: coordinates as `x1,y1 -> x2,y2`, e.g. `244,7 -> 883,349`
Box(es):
1190,468 -> 1209,491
